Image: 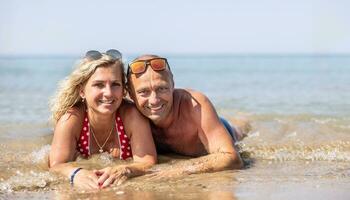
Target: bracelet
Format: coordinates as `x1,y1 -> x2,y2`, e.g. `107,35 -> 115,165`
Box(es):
69,167 -> 83,185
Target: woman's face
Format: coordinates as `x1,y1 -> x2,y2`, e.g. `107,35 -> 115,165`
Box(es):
81,64 -> 124,115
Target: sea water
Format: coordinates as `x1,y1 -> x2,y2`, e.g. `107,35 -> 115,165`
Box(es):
0,55 -> 350,199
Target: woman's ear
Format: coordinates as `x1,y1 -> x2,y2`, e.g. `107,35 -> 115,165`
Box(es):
79,85 -> 85,99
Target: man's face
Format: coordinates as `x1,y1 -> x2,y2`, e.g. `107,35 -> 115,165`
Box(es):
129,58 -> 174,124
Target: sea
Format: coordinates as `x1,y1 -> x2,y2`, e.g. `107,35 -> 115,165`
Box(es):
0,54 -> 349,199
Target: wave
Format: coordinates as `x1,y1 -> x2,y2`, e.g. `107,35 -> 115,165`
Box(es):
239,140 -> 350,162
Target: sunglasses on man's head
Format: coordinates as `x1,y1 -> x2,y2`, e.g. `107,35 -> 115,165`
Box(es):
127,58 -> 170,76
85,49 -> 122,61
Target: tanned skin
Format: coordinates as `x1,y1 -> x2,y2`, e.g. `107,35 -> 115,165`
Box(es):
128,55 -> 244,176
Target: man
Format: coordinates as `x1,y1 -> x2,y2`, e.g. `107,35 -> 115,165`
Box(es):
127,55 -> 247,176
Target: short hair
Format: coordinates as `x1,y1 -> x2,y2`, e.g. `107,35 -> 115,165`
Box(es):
50,54 -> 125,124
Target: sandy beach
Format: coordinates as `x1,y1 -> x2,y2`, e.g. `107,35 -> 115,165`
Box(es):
1,131 -> 349,200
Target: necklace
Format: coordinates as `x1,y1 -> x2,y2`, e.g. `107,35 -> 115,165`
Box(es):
90,124 -> 114,153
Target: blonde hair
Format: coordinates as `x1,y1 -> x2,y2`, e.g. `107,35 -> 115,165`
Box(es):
50,54 -> 125,124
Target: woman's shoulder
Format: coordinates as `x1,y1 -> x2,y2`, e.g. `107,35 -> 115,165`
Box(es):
119,99 -> 146,123
55,105 -> 85,133
118,99 -> 150,138
119,98 -> 137,114
61,105 -> 85,120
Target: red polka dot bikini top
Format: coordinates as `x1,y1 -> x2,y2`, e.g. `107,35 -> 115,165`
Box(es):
77,112 -> 133,160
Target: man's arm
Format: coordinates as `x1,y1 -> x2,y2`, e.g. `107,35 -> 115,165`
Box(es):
195,90 -> 243,170
150,91 -> 243,178
168,151 -> 242,175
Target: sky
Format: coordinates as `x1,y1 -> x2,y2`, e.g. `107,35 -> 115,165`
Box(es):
1,0 -> 350,56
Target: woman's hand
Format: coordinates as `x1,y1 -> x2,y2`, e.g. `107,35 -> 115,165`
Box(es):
94,166 -> 131,188
72,169 -> 100,189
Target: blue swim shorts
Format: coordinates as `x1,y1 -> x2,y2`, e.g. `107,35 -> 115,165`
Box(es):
220,117 -> 238,142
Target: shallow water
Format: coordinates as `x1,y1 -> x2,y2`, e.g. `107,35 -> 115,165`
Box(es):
1,55 -> 350,199
0,124 -> 349,199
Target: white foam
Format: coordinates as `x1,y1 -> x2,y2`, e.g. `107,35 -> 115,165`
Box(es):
30,144 -> 51,164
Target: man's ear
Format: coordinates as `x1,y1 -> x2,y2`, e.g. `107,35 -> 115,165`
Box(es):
171,78 -> 175,88
169,71 -> 175,88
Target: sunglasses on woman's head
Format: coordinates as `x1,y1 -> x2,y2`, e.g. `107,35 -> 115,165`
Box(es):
85,49 -> 122,61
127,58 -> 170,76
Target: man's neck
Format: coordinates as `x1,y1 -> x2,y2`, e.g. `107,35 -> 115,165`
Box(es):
152,108 -> 174,129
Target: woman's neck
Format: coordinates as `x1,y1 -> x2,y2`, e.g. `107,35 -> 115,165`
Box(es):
87,109 -> 116,133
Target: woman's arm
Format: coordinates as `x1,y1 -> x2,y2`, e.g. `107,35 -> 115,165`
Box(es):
96,105 -> 157,188
49,108 -> 100,189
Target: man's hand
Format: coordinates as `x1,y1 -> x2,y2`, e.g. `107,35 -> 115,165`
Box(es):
94,166 -> 131,188
147,151 -> 241,181
146,168 -> 187,181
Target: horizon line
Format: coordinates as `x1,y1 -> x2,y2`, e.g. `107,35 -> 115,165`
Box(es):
1,52 -> 350,59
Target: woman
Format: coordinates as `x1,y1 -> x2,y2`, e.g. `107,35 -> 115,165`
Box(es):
49,49 -> 157,189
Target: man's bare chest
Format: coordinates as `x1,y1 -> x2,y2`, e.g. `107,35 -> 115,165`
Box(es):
152,127 -> 206,156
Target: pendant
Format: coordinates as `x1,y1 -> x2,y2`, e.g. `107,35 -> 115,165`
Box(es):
99,148 -> 103,153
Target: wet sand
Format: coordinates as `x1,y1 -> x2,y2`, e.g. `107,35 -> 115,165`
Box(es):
1,163 -> 349,200
1,147 -> 349,200
1,115 -> 350,200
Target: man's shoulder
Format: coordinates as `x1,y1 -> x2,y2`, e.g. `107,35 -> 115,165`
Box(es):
174,88 -> 202,95
174,88 -> 210,107
172,88 -> 214,125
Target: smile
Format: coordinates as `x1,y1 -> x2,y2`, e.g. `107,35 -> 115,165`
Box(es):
99,99 -> 114,104
147,104 -> 164,112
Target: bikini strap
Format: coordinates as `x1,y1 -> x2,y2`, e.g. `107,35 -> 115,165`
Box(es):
115,112 -> 132,160
77,112 -> 90,157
